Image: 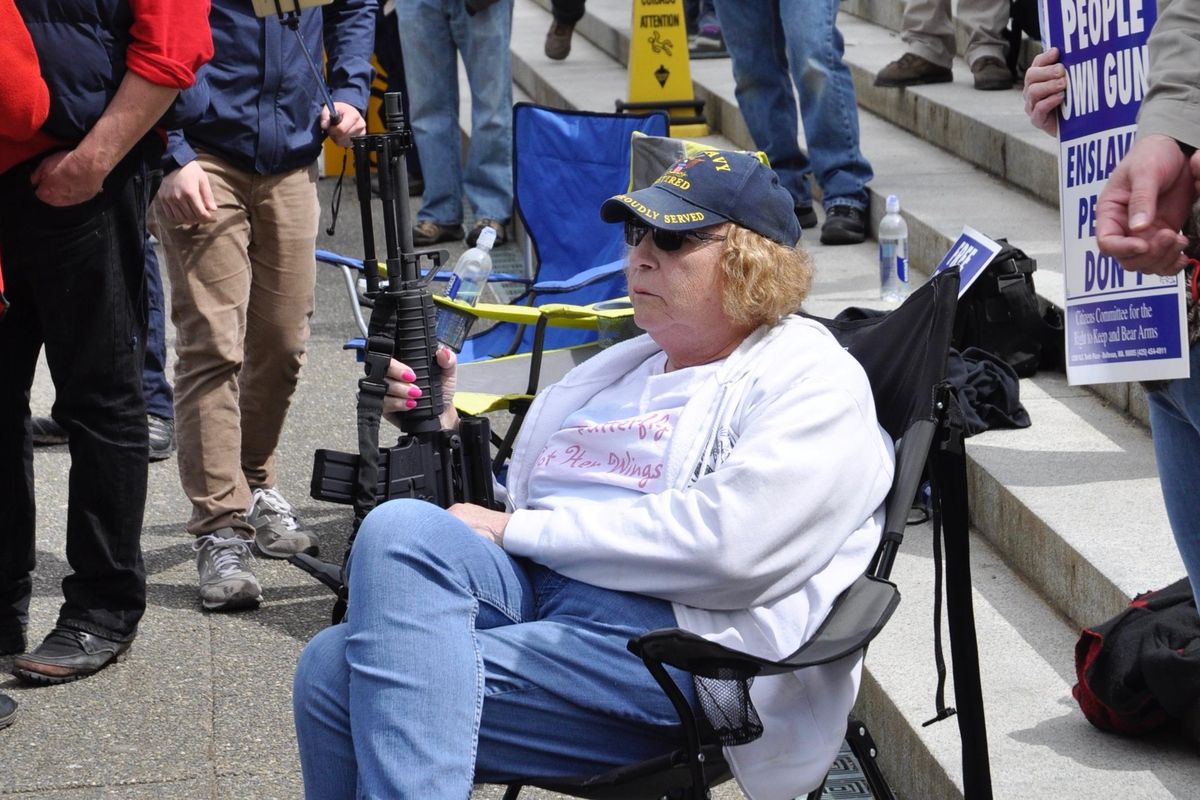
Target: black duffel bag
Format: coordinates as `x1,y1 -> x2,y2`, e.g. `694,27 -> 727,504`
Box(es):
951,239 -> 1064,377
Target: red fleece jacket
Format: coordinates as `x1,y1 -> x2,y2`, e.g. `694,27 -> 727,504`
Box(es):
0,0 -> 53,175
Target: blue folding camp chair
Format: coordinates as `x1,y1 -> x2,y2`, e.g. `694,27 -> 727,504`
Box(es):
456,103 -> 669,363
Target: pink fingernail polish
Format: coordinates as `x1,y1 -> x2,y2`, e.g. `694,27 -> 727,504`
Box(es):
405,399 -> 417,409
408,386 -> 423,398
402,370 -> 416,382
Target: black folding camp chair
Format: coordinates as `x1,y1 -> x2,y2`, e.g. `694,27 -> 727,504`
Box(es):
496,267 -> 992,800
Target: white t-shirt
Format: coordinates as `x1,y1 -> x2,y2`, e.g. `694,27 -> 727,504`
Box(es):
525,352 -> 723,508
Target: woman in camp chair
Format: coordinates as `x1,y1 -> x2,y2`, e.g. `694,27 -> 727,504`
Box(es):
293,151 -> 895,800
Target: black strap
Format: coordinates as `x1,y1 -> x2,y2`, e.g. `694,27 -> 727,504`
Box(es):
1004,1 -> 1025,76
354,295 -> 400,529
929,390 -> 994,799
921,485 -> 956,729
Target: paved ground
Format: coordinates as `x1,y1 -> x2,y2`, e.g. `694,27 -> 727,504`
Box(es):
0,179 -> 681,799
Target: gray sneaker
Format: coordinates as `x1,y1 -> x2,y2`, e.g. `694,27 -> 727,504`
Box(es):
194,528 -> 263,612
246,487 -> 319,558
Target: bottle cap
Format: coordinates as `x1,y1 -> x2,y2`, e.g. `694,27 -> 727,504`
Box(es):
885,195 -> 900,214
476,226 -> 497,250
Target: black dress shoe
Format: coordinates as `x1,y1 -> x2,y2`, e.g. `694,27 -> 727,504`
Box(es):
0,694 -> 16,730
13,627 -> 132,686
820,204 -> 868,245
147,414 -> 176,462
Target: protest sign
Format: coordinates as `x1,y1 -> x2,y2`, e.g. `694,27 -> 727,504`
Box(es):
1042,0 -> 1188,385
934,226 -> 1004,297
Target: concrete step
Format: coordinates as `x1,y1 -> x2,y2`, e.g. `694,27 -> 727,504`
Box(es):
863,518 -> 1200,799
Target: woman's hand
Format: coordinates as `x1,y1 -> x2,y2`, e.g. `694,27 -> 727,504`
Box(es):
448,502 -> 511,547
1023,47 -> 1067,137
384,345 -> 459,430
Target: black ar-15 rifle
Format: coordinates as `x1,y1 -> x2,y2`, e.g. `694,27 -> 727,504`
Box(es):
292,92 -> 496,620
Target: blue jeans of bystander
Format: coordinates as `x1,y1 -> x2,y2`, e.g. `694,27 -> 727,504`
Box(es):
143,242 -> 174,420
1147,343 -> 1200,609
713,0 -> 872,211
293,499 -> 698,798
396,0 -> 514,226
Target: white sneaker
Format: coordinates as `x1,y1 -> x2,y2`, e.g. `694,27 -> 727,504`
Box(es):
246,487 -> 319,559
194,528 -> 263,612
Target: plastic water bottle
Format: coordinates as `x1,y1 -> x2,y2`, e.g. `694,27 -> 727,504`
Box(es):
878,195 -> 910,304
436,226 -> 497,350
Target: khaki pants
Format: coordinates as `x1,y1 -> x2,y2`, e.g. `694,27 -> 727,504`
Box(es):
901,0 -> 1010,68
152,153 -> 318,536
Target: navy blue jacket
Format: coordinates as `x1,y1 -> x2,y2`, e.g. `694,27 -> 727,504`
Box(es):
16,0 -> 211,143
168,0 -> 376,176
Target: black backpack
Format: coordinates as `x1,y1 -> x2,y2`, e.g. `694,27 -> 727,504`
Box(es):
951,239 -> 1064,378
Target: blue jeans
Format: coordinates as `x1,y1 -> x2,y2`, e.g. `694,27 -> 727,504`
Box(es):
1146,343 -> 1200,609
713,0 -> 872,211
143,241 -> 174,420
396,0 -> 514,226
293,499 -> 698,798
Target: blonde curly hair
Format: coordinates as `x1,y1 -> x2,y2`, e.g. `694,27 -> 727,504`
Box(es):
718,225 -> 813,329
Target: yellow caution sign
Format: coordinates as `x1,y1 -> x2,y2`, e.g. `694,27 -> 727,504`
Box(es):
621,0 -> 708,137
323,55 -> 387,177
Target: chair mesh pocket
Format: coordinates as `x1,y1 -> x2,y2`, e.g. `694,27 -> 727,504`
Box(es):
693,668 -> 764,746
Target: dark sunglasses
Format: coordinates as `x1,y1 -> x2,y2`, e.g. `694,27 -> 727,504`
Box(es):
624,219 -> 727,252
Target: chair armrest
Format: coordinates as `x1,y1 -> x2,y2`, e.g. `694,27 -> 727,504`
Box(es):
530,257 -> 626,294
629,574 -> 900,678
317,248 -> 524,284
434,295 -> 634,331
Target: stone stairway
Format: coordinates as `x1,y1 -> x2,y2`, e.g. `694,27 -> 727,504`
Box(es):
485,1 -> 1200,797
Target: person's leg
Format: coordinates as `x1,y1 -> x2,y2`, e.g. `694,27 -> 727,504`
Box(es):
957,0 -> 1009,67
899,0 -> 956,68
397,0 -> 464,227
142,240 -> 174,421
0,170 -> 44,653
293,500 -> 695,797
152,153 -> 257,538
473,571 -> 697,782
1147,346 -> 1200,609
375,6 -> 422,185
294,500 -> 538,796
8,151 -> 151,644
238,164 -> 318,494
712,0 -> 813,210
779,0 -> 873,212
456,0 -> 514,228
550,0 -> 586,25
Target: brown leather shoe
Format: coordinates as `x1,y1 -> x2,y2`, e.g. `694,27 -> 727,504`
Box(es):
971,56 -> 1014,90
875,53 -> 952,87
13,627 -> 132,686
412,220 -> 464,247
544,20 -> 574,60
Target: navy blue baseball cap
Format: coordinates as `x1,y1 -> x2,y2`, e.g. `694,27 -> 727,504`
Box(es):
600,149 -> 800,246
